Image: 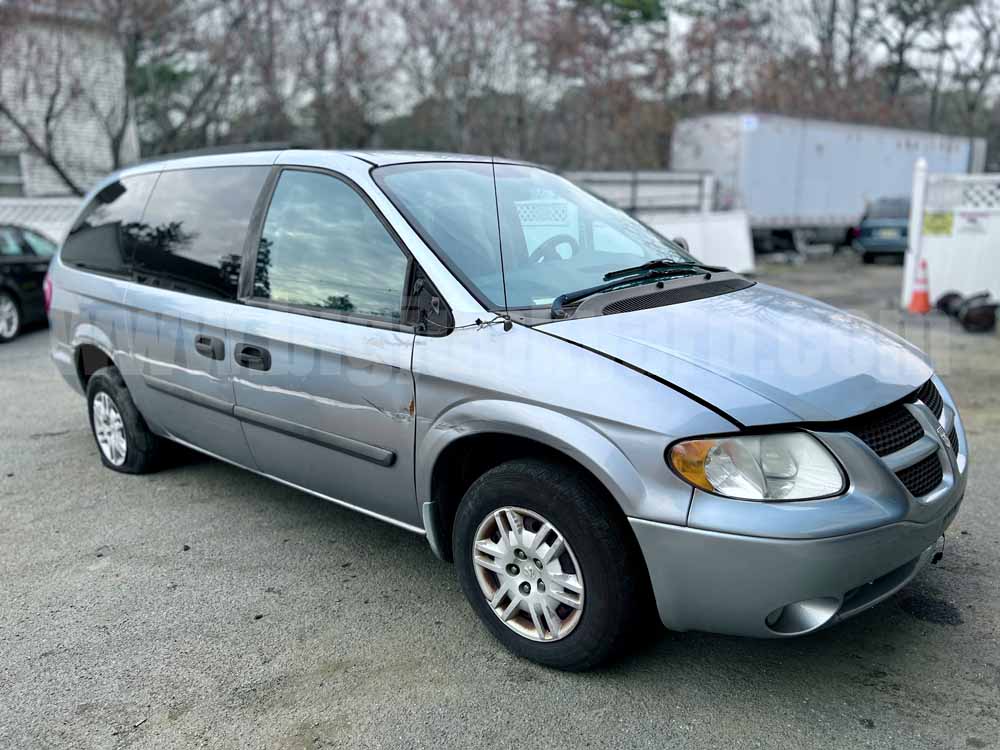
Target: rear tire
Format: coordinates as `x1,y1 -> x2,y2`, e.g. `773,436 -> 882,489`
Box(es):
453,458 -> 649,671
0,291 -> 21,343
86,366 -> 163,474
862,252 -> 875,265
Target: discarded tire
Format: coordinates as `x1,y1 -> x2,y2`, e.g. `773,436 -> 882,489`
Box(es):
958,298 -> 998,333
936,291 -> 964,318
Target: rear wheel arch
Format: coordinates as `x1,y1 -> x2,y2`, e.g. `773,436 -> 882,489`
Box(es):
75,342 -> 115,390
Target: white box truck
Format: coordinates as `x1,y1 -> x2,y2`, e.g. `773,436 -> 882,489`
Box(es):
670,113 -> 986,251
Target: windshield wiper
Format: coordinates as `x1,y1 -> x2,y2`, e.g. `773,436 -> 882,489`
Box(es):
550,267 -> 705,319
603,259 -> 727,282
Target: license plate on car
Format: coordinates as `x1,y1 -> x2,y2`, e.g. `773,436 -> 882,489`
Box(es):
875,227 -> 900,239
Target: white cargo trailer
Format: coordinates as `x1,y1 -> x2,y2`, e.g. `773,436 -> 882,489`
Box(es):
671,113 -> 986,250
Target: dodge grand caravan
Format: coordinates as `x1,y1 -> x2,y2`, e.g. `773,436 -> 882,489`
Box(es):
48,150 -> 968,670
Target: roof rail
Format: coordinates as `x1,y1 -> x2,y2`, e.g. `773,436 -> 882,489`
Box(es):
135,142 -> 315,165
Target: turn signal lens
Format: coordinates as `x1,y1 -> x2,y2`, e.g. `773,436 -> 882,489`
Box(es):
668,432 -> 845,501
669,439 -> 716,492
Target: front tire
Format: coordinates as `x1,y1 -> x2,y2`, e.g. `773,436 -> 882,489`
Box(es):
86,366 -> 163,474
453,459 -> 648,671
0,291 -> 21,342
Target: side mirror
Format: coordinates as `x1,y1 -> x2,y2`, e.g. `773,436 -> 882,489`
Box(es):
672,236 -> 689,252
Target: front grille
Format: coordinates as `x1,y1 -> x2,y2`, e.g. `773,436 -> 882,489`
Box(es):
841,379 -> 948,497
896,453 -> 944,497
847,379 -> 946,458
915,380 -> 943,418
849,404 -> 923,457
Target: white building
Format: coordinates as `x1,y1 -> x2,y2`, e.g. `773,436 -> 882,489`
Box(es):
0,1 -> 139,236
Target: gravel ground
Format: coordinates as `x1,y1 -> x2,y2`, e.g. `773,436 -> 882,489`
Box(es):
1,255 -> 998,749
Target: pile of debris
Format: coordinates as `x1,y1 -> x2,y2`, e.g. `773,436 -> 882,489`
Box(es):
936,292 -> 998,333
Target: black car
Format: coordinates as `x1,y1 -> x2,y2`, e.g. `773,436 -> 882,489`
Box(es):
0,224 -> 57,342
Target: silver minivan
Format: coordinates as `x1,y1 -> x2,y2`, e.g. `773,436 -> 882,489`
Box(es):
48,150 -> 968,670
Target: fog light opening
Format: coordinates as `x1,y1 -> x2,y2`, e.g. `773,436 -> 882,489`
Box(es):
765,606 -> 785,628
765,597 -> 842,635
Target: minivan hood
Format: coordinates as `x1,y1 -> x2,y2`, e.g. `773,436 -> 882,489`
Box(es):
541,282 -> 932,427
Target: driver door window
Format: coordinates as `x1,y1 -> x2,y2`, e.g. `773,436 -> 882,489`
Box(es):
253,170 -> 410,323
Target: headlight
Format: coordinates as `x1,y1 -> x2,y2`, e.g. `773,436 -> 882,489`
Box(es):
668,432 -> 845,501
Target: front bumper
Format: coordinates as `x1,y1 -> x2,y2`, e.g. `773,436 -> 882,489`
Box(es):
853,239 -> 906,255
633,379 -> 968,638
631,496 -> 960,637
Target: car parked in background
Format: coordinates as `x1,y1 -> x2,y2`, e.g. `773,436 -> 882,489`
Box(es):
0,224 -> 57,342
852,197 -> 910,264
47,151 -> 968,670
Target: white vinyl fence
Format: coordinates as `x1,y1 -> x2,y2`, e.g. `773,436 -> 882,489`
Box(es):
651,212 -> 755,274
903,158 -> 1000,307
565,170 -> 754,273
565,171 -> 715,220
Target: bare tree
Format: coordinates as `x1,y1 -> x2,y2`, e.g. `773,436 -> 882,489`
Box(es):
801,0 -> 842,88
294,0 -> 405,148
947,0 -> 1000,132
841,0 -> 870,86
873,0 -> 942,99
134,1 -> 250,155
676,0 -> 770,109
0,4 -> 86,194
4,0 -> 999,178
82,0 -> 186,167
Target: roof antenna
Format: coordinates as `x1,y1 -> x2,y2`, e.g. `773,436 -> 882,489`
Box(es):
491,157 -> 513,333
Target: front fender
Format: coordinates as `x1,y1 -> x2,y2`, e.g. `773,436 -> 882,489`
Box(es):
416,399 -> 648,518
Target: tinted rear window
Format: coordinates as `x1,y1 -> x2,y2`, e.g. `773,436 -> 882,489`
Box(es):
867,198 -> 910,220
134,166 -> 269,300
61,173 -> 159,276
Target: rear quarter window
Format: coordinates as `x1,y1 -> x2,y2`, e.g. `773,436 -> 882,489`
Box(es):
22,230 -> 57,257
61,173 -> 159,276
134,166 -> 269,300
866,198 -> 910,220
0,226 -> 22,256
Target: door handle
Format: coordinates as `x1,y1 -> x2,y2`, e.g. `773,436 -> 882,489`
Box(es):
235,343 -> 271,371
194,334 -> 225,360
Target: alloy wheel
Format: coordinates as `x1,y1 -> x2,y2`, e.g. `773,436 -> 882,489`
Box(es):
92,392 -> 127,466
472,506 -> 585,642
0,295 -> 18,339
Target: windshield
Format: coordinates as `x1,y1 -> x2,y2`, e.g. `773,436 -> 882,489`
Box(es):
374,163 -> 696,309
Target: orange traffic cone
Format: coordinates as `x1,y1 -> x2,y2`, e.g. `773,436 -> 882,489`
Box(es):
908,258 -> 931,314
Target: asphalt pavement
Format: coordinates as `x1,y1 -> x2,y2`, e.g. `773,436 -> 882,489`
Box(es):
1,256 -> 998,749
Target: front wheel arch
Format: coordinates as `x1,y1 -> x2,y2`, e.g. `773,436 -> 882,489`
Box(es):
426,429 -> 641,564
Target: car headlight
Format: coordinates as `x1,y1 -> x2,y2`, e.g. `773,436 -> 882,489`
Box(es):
668,432 -> 845,501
